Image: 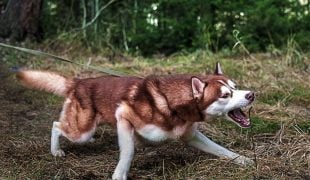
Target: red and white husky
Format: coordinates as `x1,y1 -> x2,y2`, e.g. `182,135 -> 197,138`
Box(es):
17,62 -> 255,180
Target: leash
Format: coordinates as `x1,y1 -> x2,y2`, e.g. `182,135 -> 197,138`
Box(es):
248,106 -> 258,170
0,42 -> 128,77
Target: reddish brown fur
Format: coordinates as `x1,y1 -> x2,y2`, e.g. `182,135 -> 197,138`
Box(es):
17,70 -> 73,96
17,70 -> 230,141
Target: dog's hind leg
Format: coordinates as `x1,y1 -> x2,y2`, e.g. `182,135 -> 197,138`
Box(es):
184,130 -> 254,166
51,121 -> 65,156
50,98 -> 72,157
112,106 -> 135,180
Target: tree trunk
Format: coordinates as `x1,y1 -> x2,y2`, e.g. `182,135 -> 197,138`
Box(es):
0,0 -> 42,41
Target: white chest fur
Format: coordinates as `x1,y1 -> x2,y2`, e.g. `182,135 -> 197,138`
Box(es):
137,125 -> 169,142
137,123 -> 195,142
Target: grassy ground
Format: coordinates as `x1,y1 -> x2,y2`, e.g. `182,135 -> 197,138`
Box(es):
0,45 -> 309,179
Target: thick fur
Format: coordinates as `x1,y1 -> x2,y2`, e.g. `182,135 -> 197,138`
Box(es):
17,71 -> 230,135
17,70 -> 72,96
17,64 -> 255,180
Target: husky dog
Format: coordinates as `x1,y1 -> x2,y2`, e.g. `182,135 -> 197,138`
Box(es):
17,62 -> 255,180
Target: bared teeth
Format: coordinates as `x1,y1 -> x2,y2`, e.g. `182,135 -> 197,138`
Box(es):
228,108 -> 251,128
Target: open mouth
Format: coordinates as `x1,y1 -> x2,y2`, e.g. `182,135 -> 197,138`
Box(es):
227,108 -> 251,128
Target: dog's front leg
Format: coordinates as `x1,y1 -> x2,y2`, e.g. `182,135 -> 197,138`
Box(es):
112,118 -> 135,180
184,130 -> 254,166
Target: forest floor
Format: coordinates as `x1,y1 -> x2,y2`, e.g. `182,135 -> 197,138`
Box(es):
0,44 -> 309,179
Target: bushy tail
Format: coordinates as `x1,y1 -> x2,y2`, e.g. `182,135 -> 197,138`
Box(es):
16,70 -> 72,97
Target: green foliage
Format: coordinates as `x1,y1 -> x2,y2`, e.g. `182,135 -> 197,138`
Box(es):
294,121 -> 310,134
249,116 -> 281,134
38,0 -> 309,55
259,84 -> 309,106
259,90 -> 287,105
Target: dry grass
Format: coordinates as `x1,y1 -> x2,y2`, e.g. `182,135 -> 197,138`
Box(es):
0,48 -> 309,179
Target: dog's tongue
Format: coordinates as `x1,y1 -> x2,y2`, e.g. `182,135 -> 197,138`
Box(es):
228,108 -> 251,128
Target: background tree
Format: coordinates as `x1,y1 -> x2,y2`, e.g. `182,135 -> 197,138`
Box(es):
0,0 -> 43,41
1,0 -> 309,55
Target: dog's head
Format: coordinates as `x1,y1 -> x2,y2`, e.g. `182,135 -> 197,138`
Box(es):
192,62 -> 255,128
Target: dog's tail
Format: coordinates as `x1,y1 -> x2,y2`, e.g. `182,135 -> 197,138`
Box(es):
16,70 -> 73,97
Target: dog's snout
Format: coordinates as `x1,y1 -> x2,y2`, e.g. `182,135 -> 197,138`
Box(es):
245,91 -> 255,102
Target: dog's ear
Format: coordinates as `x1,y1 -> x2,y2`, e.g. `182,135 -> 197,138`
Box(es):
191,77 -> 206,99
214,62 -> 223,75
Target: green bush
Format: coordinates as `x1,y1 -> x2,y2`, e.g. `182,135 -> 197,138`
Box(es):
39,0 -> 309,55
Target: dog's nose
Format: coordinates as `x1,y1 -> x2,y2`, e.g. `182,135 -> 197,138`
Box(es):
245,91 -> 255,102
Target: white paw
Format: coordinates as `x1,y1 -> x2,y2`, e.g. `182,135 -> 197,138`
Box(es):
112,171 -> 127,180
88,137 -> 95,143
51,149 -> 65,157
234,156 -> 254,167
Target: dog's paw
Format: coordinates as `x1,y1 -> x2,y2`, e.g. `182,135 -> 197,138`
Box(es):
112,171 -> 127,180
51,149 -> 65,157
234,156 -> 254,167
88,137 -> 96,143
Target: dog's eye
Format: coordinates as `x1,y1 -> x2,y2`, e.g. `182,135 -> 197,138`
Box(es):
221,93 -> 230,98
